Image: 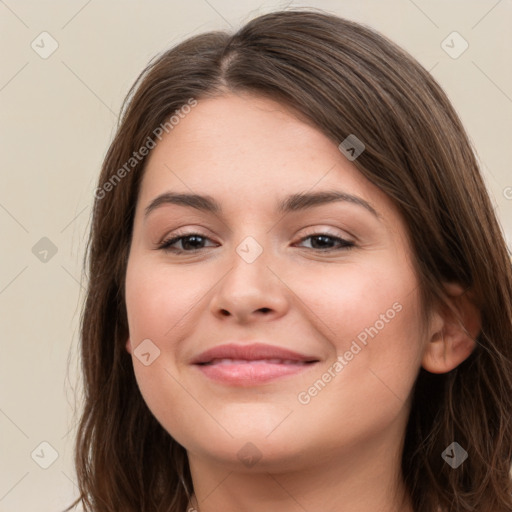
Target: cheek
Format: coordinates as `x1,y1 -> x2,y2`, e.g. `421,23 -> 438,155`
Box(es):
296,258 -> 424,390
124,257 -> 203,382
284,262 -> 424,450
124,258 -> 208,440
125,258 -> 206,343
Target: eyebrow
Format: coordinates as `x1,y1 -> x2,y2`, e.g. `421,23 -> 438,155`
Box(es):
144,190 -> 380,219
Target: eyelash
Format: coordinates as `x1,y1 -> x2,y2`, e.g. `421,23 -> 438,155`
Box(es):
157,231 -> 355,254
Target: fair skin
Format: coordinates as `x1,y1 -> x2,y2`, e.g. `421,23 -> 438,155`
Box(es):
124,92 -> 479,512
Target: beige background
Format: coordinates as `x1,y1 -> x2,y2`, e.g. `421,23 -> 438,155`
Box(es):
0,1 -> 511,510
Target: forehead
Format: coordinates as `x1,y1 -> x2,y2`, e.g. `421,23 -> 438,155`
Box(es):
135,92 -> 398,223
145,93 -> 338,173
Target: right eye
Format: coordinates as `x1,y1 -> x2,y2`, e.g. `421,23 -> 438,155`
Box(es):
158,233 -> 217,253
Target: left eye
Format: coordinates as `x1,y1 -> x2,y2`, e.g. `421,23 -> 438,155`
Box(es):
158,232 -> 355,253
296,233 -> 355,251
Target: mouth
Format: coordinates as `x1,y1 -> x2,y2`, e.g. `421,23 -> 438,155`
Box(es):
194,359 -> 319,385
198,358 -> 316,366
191,342 -> 319,365
191,343 -> 320,386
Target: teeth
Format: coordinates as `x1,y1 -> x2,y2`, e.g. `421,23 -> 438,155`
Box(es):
207,358 -> 307,365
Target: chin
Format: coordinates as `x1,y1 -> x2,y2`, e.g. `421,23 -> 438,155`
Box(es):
187,435 -> 313,473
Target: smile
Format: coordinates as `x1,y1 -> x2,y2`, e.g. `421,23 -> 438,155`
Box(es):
194,358 -> 318,385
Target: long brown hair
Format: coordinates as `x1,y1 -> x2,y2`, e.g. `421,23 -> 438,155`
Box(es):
64,8 -> 512,512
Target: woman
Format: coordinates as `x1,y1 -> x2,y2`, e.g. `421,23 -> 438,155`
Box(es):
65,8 -> 512,512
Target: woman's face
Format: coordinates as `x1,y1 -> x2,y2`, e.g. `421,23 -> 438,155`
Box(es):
124,92 -> 435,472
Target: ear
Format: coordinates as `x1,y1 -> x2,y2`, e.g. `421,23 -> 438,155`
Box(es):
421,283 -> 481,374
125,338 -> 133,354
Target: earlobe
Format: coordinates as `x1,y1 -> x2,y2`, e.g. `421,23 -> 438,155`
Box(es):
421,283 -> 481,374
125,338 -> 132,354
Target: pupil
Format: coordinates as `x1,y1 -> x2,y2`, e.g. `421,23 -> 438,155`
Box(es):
183,235 -> 204,250
311,235 -> 332,249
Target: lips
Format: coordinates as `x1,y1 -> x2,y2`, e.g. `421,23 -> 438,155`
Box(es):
205,358 -> 310,365
191,342 -> 319,365
191,343 -> 320,385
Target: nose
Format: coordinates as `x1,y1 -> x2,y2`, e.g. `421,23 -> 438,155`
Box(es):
209,241 -> 290,324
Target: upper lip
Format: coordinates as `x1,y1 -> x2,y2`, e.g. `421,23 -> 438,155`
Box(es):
191,342 -> 319,365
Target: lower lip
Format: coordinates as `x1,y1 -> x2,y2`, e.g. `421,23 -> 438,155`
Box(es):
194,360 -> 316,385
